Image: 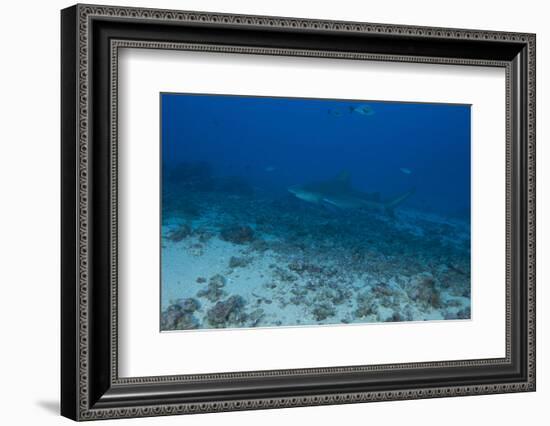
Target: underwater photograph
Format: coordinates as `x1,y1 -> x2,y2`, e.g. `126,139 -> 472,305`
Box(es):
160,93 -> 471,331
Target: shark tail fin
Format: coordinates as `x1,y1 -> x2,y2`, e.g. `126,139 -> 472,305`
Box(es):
385,187 -> 416,214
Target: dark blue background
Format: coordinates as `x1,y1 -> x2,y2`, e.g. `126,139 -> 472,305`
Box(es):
161,93 -> 471,217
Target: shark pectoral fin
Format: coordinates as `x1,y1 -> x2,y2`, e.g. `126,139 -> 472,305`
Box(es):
321,200 -> 341,214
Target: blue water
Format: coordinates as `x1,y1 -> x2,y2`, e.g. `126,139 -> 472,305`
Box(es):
160,93 -> 471,331
162,94 -> 470,218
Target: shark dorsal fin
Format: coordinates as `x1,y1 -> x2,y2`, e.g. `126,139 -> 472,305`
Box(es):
335,171 -> 351,186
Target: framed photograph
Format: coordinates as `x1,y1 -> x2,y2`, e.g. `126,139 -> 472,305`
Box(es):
61,4 -> 536,421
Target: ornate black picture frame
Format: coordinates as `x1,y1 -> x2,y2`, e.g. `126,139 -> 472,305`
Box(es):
61,4 -> 536,421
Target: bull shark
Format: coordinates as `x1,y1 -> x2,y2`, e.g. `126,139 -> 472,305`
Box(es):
288,171 -> 415,214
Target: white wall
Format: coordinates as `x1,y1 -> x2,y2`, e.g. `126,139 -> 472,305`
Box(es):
0,0 -> 546,424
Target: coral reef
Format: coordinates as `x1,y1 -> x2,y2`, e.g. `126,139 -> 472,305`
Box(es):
406,273 -> 442,309
175,297 -> 201,313
165,224 -> 192,242
355,292 -> 377,319
229,256 -> 252,268
219,225 -> 255,244
197,274 -> 227,302
248,308 -> 265,326
161,166 -> 471,331
312,303 -> 336,321
272,266 -> 298,283
160,297 -> 201,330
206,295 -> 247,327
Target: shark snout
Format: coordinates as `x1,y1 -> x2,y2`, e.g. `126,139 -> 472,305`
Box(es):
288,186 -> 322,204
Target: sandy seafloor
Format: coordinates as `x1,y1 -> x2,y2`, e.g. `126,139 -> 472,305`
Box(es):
160,192 -> 471,331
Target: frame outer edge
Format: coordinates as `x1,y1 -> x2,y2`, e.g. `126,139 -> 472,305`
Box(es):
61,4 -> 80,422
67,4 -> 536,421
76,2 -> 90,420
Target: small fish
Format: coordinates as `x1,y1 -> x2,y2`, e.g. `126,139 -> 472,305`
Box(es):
265,166 -> 276,172
400,168 -> 412,175
350,104 -> 375,116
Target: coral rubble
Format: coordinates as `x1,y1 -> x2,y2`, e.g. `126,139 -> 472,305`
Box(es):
161,166 -> 471,331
